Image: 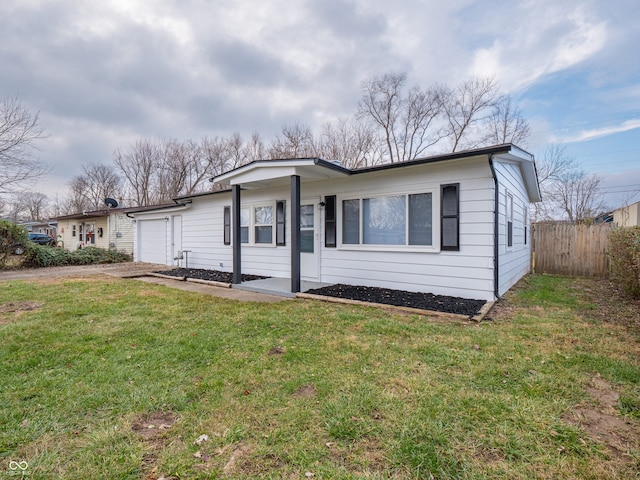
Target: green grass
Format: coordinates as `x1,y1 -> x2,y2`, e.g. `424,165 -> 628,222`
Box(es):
0,275 -> 638,479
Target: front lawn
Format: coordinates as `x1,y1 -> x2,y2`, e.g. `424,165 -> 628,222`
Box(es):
0,274 -> 638,479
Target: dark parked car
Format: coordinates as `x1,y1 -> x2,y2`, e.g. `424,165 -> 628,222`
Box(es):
28,232 -> 57,246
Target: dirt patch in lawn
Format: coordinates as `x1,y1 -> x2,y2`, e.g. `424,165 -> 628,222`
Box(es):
0,301 -> 43,323
563,376 -> 640,466
268,346 -> 286,355
0,301 -> 43,313
132,411 -> 178,479
292,384 -> 317,398
571,277 -> 640,335
131,411 -> 177,441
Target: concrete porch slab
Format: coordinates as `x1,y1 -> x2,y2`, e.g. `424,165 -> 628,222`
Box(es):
233,277 -> 333,298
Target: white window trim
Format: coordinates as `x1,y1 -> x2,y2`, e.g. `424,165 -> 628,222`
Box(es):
506,191 -> 514,250
236,201 -> 278,247
337,189 -> 440,252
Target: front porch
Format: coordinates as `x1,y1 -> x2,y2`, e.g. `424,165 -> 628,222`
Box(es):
233,277 -> 334,298
213,158 -> 350,294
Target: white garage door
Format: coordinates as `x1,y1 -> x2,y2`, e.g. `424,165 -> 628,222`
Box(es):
139,220 -> 167,264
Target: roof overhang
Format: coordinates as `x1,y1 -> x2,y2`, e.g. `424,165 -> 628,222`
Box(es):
210,145 -> 541,202
212,158 -> 351,189
492,146 -> 542,202
127,202 -> 192,217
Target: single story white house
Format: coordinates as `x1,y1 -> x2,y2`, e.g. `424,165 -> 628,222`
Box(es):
131,144 -> 541,301
57,207 -> 140,254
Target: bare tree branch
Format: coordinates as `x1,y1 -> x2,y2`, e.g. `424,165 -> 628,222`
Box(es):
483,95 -> 531,147
268,123 -> 317,159
442,77 -> 499,152
0,96 -> 48,194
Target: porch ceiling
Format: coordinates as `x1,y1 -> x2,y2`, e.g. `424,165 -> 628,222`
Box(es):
213,158 -> 350,189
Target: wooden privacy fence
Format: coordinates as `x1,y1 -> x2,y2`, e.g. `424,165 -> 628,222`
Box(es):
532,223 -> 613,277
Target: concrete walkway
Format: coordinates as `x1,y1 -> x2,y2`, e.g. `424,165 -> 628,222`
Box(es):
0,263 -> 290,303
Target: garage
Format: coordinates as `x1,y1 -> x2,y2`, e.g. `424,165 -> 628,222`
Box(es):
138,219 -> 167,264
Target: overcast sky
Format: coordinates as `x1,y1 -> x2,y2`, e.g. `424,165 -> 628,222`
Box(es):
2,0 -> 639,209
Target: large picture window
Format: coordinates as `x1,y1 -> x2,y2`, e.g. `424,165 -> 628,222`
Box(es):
342,193 -> 433,247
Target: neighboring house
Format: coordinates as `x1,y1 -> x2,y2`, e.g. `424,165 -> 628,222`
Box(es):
613,200 -> 640,227
132,144 -> 541,301
18,220 -> 58,237
56,207 -> 140,254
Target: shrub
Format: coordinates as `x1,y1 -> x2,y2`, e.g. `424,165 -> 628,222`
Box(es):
22,245 -> 131,268
68,246 -> 131,265
609,226 -> 640,298
0,220 -> 28,268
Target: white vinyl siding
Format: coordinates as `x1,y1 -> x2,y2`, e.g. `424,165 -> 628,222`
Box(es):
493,160 -> 532,296
322,158 -> 496,300
131,153 -> 536,301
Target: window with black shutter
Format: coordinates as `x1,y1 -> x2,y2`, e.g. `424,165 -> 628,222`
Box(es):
507,193 -> 513,247
276,200 -> 286,246
223,206 -> 230,245
324,195 -> 336,247
441,184 -> 459,251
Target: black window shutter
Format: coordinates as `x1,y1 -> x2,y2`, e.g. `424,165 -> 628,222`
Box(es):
223,206 -> 231,245
324,195 -> 336,247
276,200 -> 286,246
441,184 -> 459,251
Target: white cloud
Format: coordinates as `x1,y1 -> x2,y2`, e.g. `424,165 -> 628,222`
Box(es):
550,119 -> 640,144
470,2 -> 607,92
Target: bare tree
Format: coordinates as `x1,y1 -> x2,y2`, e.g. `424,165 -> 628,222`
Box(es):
114,134 -> 262,205
317,117 -> 379,168
155,139 -> 191,202
201,136 -> 232,180
357,73 -> 444,162
268,123 -> 317,159
114,139 -> 159,206
64,162 -> 122,213
13,191 -> 49,221
178,139 -> 210,197
200,133 -> 260,190
548,170 -> 606,224
533,145 -> 606,223
0,96 -> 48,194
244,132 -> 266,162
64,176 -> 92,214
483,96 -> 530,147
357,72 -> 405,162
82,163 -> 122,210
532,145 -> 579,221
441,77 -> 500,152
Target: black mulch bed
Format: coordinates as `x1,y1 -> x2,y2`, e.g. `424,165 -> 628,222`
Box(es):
306,284 -> 486,317
155,268 -> 485,317
154,268 -> 269,283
